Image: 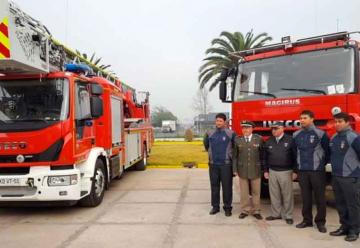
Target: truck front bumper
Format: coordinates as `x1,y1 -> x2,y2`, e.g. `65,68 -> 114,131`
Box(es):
0,166 -> 85,201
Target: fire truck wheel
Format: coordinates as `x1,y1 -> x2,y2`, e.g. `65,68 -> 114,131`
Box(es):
79,159 -> 106,207
135,150 -> 147,171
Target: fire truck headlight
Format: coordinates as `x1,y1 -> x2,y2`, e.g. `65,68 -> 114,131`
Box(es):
48,175 -> 78,186
347,40 -> 357,46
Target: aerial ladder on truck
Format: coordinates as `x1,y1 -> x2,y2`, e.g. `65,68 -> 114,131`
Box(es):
0,0 -> 153,206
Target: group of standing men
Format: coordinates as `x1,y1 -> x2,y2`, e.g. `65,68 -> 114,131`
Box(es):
203,110 -> 360,242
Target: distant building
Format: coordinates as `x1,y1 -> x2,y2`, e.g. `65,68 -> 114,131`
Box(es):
194,112 -> 230,134
161,120 -> 176,133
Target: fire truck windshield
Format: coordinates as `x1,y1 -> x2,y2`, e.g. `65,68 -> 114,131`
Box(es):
234,47 -> 355,101
0,78 -> 69,130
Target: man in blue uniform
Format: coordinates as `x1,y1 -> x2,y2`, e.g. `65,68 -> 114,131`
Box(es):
329,112 -> 360,242
293,110 -> 330,233
204,113 -> 236,217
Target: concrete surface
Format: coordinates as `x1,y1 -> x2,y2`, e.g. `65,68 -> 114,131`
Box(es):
0,168 -> 359,248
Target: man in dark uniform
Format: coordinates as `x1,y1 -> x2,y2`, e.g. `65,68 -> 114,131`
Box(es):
263,121 -> 297,225
293,110 -> 330,233
204,113 -> 236,217
329,112 -> 360,242
233,120 -> 264,220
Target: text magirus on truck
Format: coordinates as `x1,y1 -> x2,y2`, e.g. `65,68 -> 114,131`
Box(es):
218,31 -> 360,196
0,0 -> 153,207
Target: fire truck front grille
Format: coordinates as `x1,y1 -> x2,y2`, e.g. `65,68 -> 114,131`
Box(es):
0,156 -> 17,163
0,155 -> 36,163
0,139 -> 64,164
0,186 -> 37,197
0,167 -> 30,175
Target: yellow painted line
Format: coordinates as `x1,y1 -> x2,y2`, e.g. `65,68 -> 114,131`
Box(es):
0,53 -> 5,59
198,163 -> 209,168
147,164 -> 209,169
0,31 -> 10,49
147,165 -> 183,169
154,141 -> 203,145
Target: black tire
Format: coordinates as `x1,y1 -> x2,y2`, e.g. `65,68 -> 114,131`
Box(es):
79,159 -> 106,207
135,149 -> 147,171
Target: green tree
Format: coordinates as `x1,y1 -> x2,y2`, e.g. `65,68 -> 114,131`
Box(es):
75,51 -> 112,71
199,30 -> 272,90
151,106 -> 178,127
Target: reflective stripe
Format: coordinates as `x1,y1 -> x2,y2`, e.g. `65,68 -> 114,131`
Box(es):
0,17 -> 10,58
0,31 -> 10,49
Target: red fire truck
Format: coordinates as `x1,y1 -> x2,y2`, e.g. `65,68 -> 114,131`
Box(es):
0,0 -> 153,206
219,31 -> 360,192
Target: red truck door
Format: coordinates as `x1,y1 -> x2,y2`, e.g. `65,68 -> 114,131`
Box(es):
74,81 -> 95,160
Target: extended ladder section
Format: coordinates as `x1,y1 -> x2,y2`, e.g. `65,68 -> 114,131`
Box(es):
0,0 -> 151,122
0,0 -> 124,85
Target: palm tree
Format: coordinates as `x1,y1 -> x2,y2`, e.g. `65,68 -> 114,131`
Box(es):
75,51 -> 112,70
199,30 -> 272,90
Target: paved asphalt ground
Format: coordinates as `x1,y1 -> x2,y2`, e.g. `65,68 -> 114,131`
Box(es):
0,168 -> 359,248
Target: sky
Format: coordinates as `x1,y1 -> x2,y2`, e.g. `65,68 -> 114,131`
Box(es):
13,0 -> 360,123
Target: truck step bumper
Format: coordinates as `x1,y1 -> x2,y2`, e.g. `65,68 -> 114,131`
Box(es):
0,166 -> 83,202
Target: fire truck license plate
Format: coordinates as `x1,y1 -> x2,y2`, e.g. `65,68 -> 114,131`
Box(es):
0,178 -> 21,186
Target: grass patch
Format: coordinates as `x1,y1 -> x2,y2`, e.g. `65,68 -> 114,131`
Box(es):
148,141 -> 208,166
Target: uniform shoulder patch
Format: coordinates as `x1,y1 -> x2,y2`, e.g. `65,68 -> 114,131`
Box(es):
254,134 -> 262,139
224,129 -> 235,139
293,129 -> 302,138
331,133 -> 338,140
346,131 -> 358,144
313,128 -> 325,138
205,129 -> 216,138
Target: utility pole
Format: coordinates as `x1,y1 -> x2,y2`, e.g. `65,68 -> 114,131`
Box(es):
65,0 -> 69,44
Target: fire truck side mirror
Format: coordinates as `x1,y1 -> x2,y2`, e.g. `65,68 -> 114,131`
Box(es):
219,81 -> 227,102
90,96 -> 103,118
91,83 -> 103,95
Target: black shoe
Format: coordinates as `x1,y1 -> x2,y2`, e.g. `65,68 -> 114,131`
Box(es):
296,222 -> 313,228
317,225 -> 327,233
225,211 -> 232,217
209,208 -> 220,215
266,216 -> 281,221
286,219 -> 294,225
330,228 -> 348,236
253,213 -> 263,220
345,233 -> 359,242
239,213 -> 248,219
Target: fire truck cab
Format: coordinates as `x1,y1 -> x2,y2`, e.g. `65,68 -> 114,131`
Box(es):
219,32 -> 360,192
